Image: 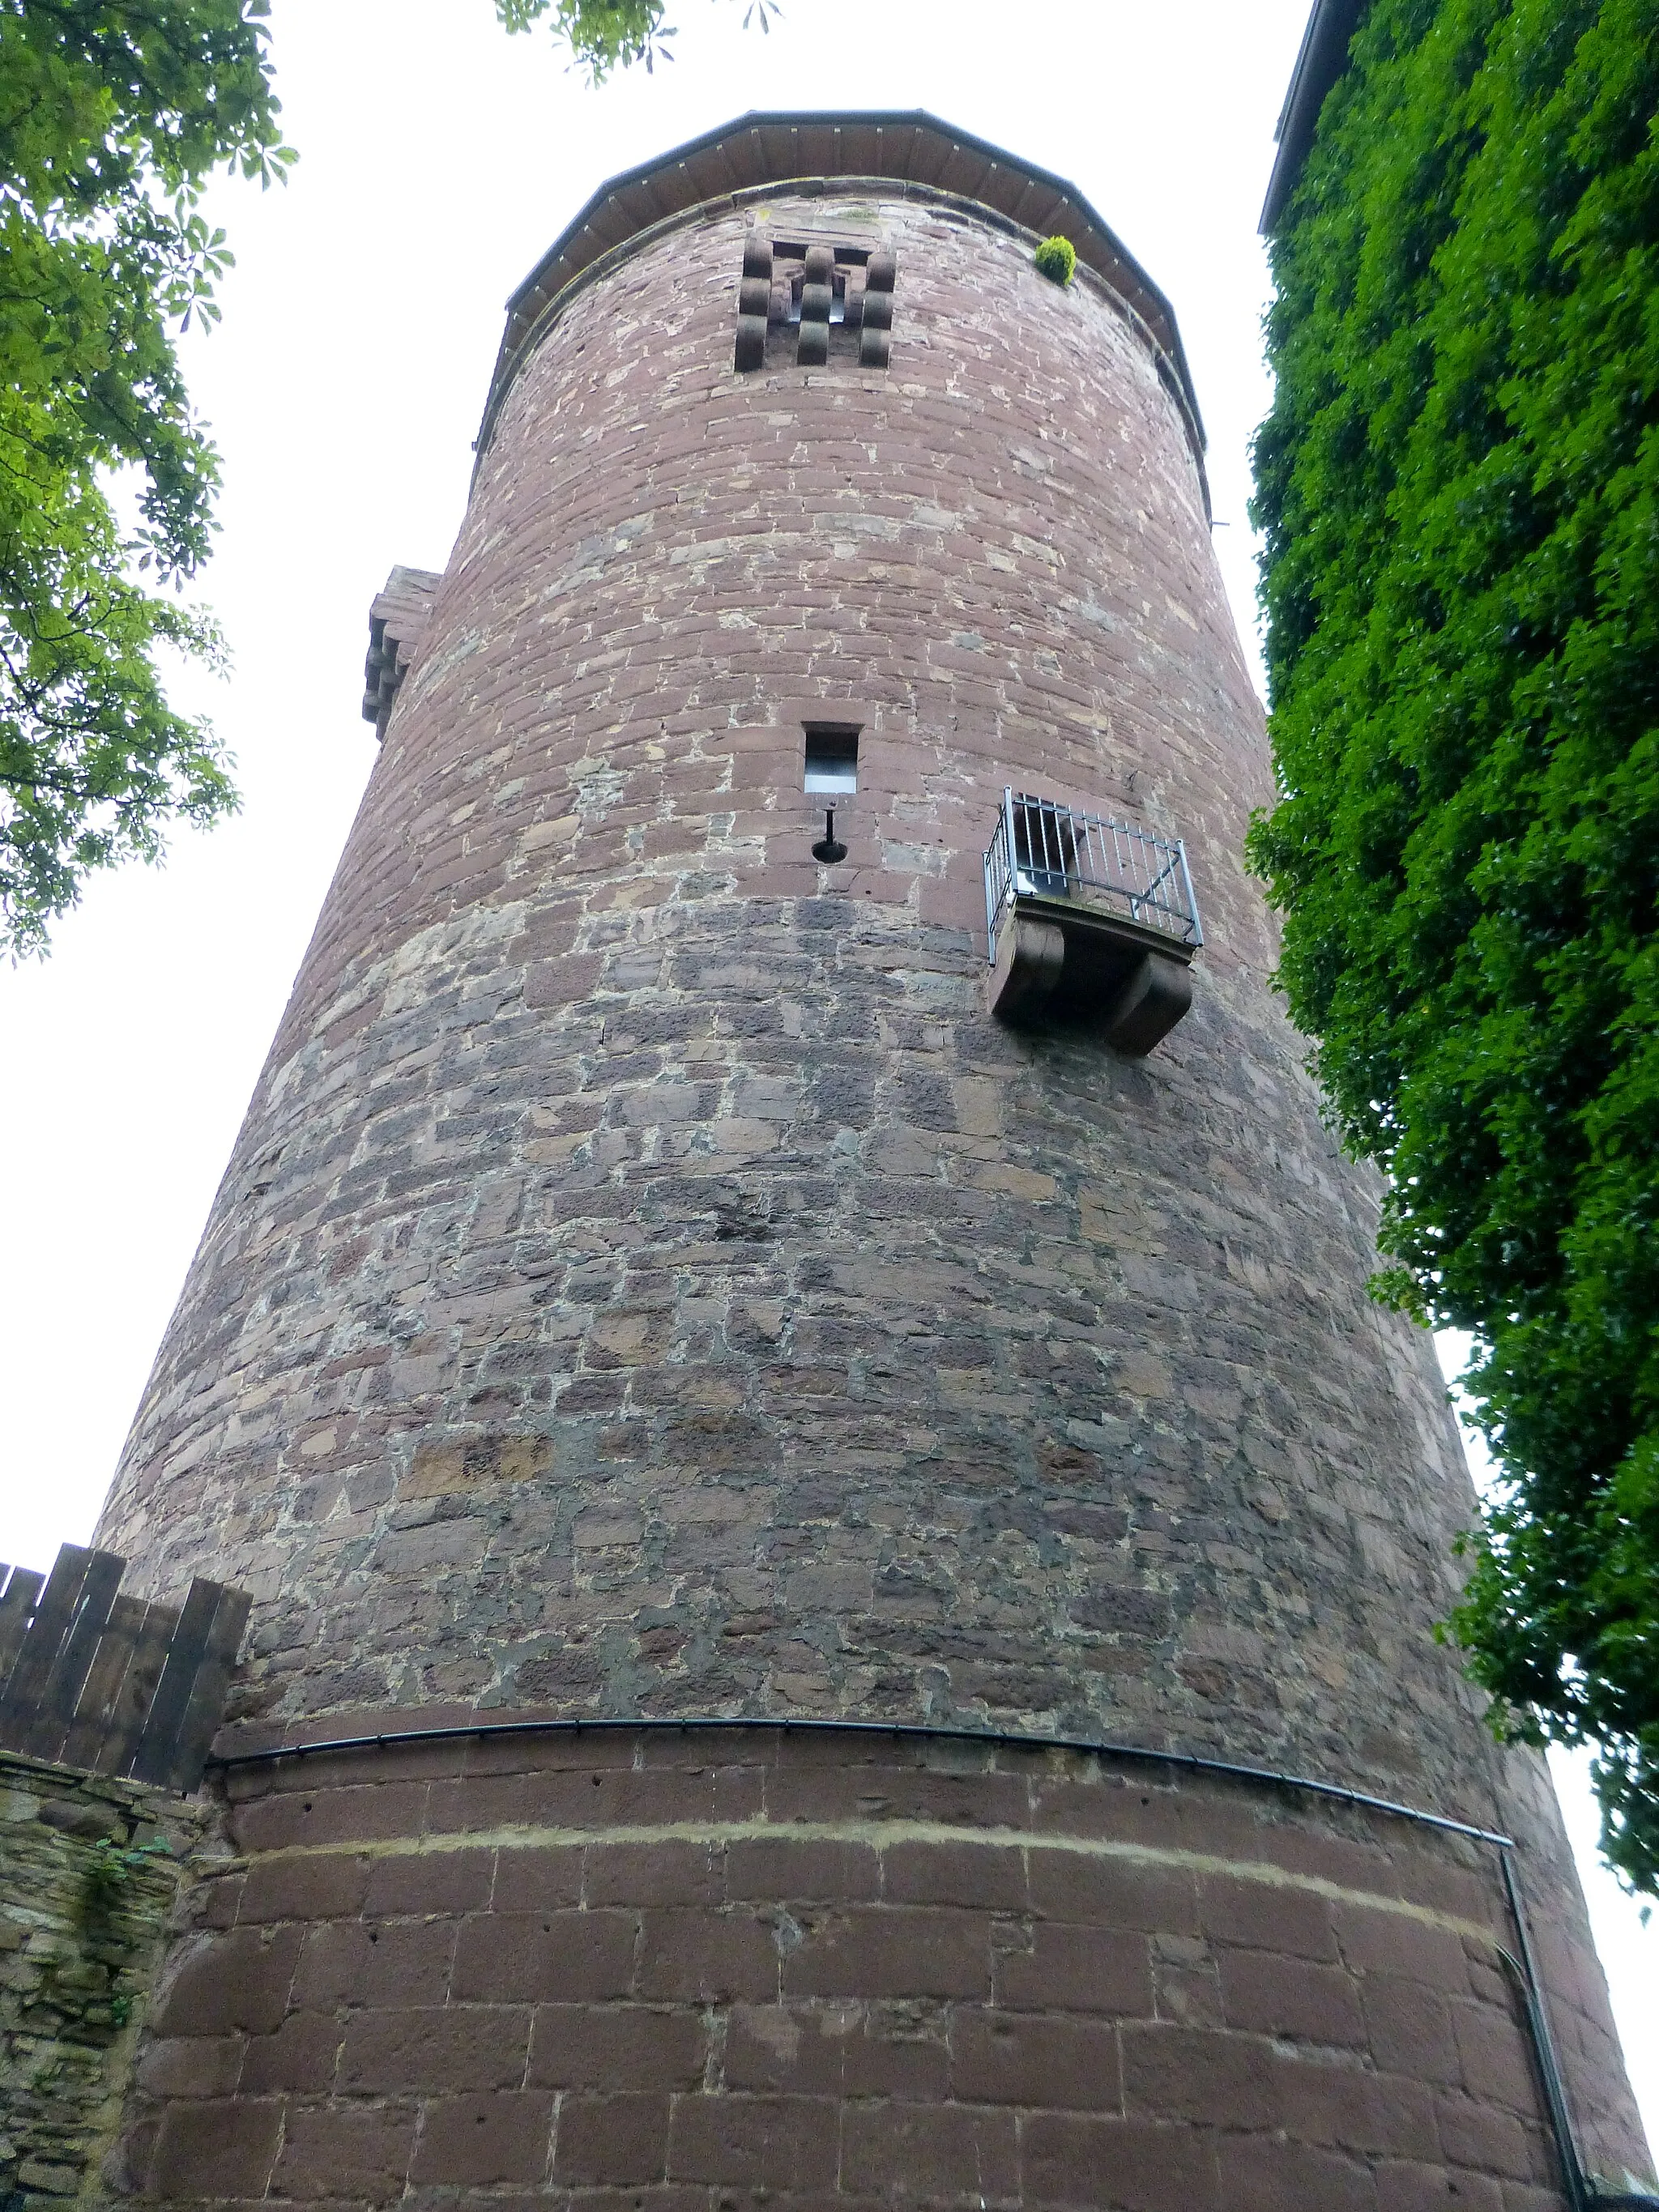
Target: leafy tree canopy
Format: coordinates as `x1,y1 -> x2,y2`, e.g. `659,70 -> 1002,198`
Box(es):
495,0 -> 778,82
1252,0 -> 1659,1887
0,0 -> 295,956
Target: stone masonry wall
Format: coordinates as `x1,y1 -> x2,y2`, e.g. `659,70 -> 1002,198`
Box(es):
96,188 -> 1476,1791
0,1754 -> 207,2209
118,1729 -> 1628,2211
89,181 -> 1651,2178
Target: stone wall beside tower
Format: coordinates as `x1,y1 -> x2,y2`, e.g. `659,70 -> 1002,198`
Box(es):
93,114 -> 1650,2207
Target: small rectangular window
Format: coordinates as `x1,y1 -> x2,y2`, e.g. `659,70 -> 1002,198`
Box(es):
804,724 -> 859,794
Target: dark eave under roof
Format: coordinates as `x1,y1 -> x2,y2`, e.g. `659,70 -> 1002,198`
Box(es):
476,109 -> 1205,466
1260,0 -> 1367,233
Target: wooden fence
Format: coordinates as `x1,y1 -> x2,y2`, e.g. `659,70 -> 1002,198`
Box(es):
0,1545 -> 249,1793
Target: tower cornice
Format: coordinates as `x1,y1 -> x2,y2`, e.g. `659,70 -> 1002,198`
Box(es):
474,108 -> 1205,470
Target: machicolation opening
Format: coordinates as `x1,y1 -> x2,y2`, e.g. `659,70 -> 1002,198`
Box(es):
736,231 -> 896,371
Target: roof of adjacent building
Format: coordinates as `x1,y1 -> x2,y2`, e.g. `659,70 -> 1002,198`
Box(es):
1260,0 -> 1367,232
476,109 -> 1205,463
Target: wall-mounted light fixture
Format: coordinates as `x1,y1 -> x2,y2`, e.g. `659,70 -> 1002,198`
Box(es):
812,808 -> 847,863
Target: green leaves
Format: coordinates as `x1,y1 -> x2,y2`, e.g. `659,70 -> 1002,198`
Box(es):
493,0 -> 782,82
1034,236 -> 1077,287
0,0 -> 288,955
1254,0 -> 1659,1889
494,0 -> 677,78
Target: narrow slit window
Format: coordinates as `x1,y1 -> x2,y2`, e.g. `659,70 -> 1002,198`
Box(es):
804,725 -> 859,795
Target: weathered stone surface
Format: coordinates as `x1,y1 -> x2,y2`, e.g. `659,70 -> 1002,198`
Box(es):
96,187 -> 1465,1784
105,1733 -> 1593,2210
87,141 -> 1650,2198
0,1754 -> 207,2208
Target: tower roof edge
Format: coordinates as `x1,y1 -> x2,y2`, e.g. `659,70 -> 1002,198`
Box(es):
475,108 -> 1205,464
1260,0 -> 1368,234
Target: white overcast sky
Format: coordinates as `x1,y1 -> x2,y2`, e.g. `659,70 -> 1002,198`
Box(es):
1,0 -> 1653,2146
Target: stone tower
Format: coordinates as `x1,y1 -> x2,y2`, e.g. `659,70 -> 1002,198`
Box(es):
100,115 -> 1651,2210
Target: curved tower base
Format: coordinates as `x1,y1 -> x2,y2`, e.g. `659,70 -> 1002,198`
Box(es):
126,1727 -> 1616,2210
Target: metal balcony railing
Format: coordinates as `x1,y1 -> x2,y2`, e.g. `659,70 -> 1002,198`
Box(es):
983,789 -> 1203,965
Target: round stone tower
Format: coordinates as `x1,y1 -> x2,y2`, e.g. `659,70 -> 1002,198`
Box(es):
101,114 -> 1650,2210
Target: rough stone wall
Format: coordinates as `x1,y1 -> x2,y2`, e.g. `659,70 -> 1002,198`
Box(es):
89,182 -> 1649,2175
117,1730 -> 1616,2210
96,189 -> 1466,1783
0,1754 -> 206,2207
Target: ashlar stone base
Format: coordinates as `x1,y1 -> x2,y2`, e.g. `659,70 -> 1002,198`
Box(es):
115,1724 -> 1590,2211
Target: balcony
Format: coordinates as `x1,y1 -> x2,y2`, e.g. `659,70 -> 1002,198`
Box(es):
982,791 -> 1202,1054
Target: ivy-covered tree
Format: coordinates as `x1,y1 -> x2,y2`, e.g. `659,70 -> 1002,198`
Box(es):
1252,0 -> 1659,1889
0,0 -> 774,958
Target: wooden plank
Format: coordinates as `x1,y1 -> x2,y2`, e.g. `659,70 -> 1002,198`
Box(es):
59,1593 -> 147,1775
128,1577 -> 223,1787
160,1584 -> 251,1791
104,1601 -> 180,1778
0,1540 -> 245,1787
0,1545 -> 95,1737
0,1566 -> 44,1683
23,1549 -> 124,1763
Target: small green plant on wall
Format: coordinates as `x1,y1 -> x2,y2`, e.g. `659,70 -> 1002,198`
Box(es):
79,1835 -> 173,1925
1034,235 -> 1077,286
